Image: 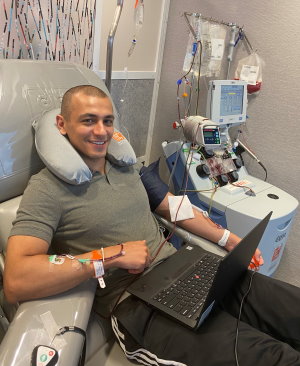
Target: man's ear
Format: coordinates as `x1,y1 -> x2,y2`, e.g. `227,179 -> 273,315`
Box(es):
56,114 -> 67,136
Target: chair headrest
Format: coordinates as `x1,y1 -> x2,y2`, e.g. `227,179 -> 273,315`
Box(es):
33,109 -> 137,185
0,60 -> 135,200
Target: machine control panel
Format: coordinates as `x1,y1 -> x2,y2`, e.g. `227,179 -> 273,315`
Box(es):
202,126 -> 221,147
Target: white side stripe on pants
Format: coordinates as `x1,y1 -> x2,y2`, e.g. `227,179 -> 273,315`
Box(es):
111,316 -> 187,366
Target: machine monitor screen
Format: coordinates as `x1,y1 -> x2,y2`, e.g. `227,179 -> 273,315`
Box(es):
220,85 -> 244,116
206,80 -> 247,125
202,126 -> 221,146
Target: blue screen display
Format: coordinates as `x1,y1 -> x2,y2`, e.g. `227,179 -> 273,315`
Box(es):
220,85 -> 244,116
203,127 -> 220,145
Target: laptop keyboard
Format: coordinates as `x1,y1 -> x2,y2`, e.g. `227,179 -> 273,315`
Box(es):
152,254 -> 221,319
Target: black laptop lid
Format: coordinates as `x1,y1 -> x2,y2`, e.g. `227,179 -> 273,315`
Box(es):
205,211 -> 272,307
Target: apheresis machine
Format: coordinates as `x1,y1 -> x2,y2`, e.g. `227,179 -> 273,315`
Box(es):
163,80 -> 298,276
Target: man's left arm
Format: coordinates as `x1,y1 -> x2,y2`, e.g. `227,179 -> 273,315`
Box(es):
139,161 -> 262,264
155,193 -> 264,267
154,192 -> 240,251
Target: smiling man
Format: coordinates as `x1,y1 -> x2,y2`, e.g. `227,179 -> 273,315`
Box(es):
4,85 -> 300,366
56,88 -> 115,174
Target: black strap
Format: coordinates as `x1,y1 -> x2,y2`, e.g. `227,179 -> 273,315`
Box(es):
78,337 -> 86,366
57,326 -> 86,366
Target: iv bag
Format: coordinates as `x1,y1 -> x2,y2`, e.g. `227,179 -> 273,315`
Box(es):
128,0 -> 144,57
198,21 -> 212,77
182,19 -> 226,78
206,24 -> 226,77
134,0 -> 144,32
182,20 -> 212,77
183,16 -> 202,73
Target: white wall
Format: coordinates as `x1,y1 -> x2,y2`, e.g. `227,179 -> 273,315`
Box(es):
151,0 -> 300,286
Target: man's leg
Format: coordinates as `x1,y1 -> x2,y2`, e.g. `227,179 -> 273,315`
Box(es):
113,295 -> 300,366
221,271 -> 300,351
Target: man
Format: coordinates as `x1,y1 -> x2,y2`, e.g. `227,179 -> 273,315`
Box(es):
4,85 -> 300,366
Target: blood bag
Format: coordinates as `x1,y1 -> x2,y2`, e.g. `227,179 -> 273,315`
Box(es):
235,52 -> 265,94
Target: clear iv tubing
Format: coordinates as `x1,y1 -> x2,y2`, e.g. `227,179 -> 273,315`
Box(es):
235,139 -> 268,181
117,68 -> 131,142
119,0 -> 144,139
235,139 -> 260,162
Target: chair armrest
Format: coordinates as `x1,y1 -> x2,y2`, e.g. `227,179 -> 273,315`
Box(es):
0,279 -> 97,366
0,196 -> 22,254
154,214 -> 227,257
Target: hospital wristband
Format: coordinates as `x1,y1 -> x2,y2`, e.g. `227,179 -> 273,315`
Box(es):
93,260 -> 106,288
218,229 -> 230,247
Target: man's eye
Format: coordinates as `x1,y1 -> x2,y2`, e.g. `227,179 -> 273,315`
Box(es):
104,119 -> 114,126
83,119 -> 94,124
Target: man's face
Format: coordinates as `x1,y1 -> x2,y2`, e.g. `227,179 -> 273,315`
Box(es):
57,93 -> 114,172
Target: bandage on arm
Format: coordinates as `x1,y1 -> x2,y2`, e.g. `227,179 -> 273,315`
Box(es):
218,229 -> 230,247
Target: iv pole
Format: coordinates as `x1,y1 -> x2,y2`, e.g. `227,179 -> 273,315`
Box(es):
105,0 -> 124,92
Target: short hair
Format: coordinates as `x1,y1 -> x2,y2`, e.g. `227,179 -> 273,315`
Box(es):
61,85 -> 109,120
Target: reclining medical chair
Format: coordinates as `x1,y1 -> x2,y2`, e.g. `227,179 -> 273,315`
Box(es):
0,60 -> 226,366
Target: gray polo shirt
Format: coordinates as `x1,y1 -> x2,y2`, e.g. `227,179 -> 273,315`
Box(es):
10,161 -> 176,315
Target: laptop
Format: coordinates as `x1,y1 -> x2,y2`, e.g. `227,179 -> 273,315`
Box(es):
127,212 -> 272,330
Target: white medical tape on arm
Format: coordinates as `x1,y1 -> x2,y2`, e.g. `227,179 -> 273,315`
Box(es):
218,229 -> 230,247
192,204 -> 209,217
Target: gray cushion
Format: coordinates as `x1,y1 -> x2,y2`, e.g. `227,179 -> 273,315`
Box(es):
32,109 -> 137,185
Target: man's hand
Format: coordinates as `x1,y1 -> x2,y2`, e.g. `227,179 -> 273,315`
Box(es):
249,248 -> 264,270
223,233 -> 264,270
107,240 -> 150,274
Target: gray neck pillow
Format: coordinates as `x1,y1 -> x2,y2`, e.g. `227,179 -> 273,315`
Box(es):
32,108 -> 137,185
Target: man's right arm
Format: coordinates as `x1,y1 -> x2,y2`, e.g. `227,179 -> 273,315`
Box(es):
4,235 -> 150,304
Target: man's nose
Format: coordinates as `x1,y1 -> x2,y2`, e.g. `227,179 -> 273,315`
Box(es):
93,121 -> 106,135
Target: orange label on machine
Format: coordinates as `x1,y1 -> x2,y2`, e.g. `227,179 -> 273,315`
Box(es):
113,131 -> 125,142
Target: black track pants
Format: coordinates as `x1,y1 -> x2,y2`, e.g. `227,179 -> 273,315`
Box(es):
112,271 -> 300,366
